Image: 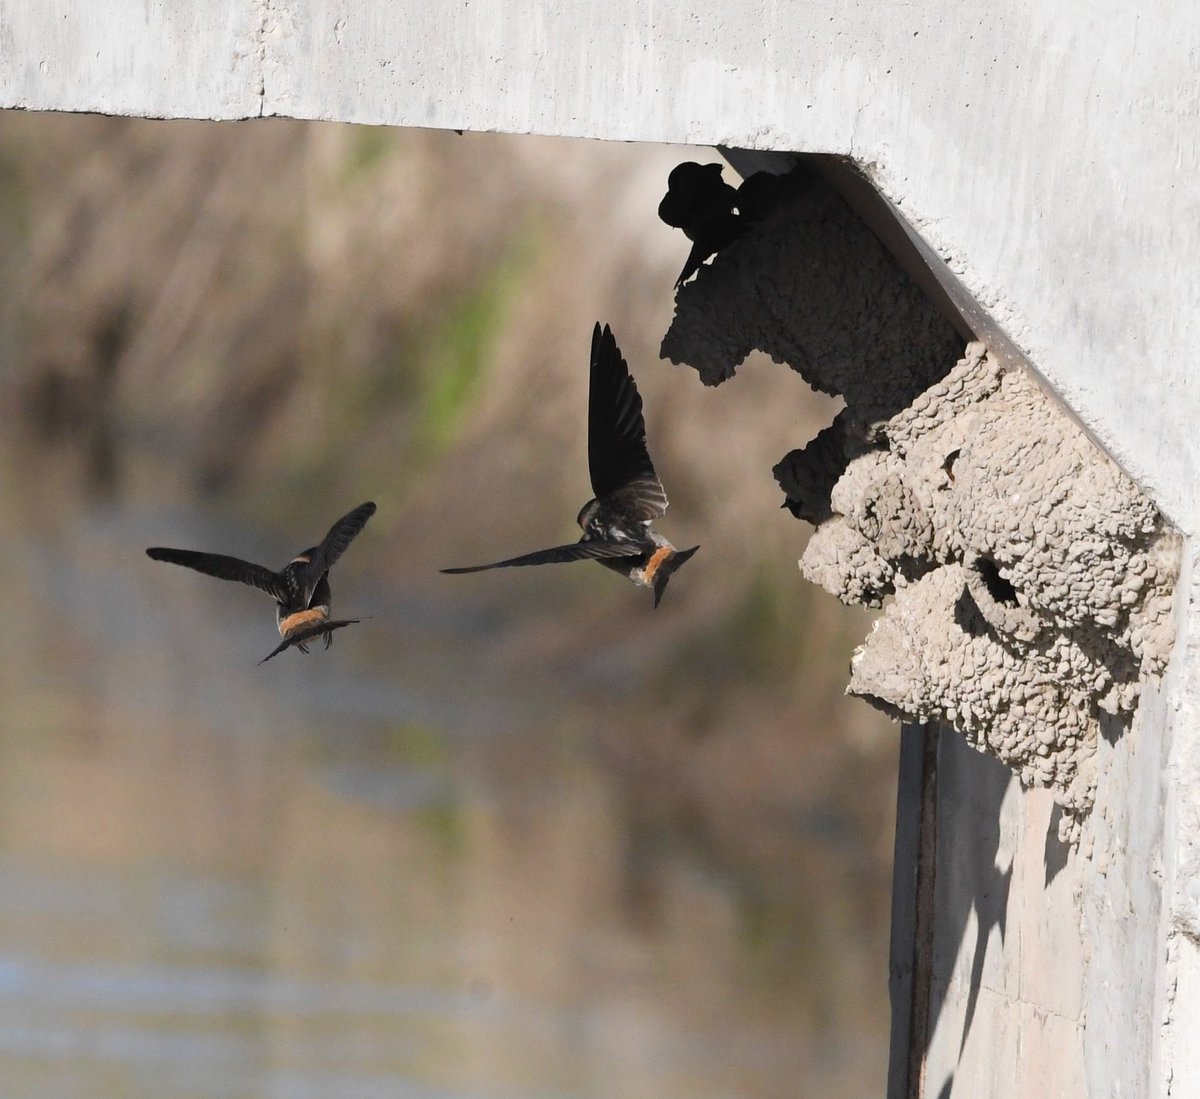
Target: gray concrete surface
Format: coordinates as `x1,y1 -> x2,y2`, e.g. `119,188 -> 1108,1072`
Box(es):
2,3 -> 1198,1096
896,698 -> 1170,1099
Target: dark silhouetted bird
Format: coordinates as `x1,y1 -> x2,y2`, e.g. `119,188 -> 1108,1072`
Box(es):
147,501 -> 376,663
658,161 -> 743,288
442,324 -> 698,607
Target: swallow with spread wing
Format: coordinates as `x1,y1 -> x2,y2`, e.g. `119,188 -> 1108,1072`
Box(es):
442,324 -> 698,607
147,502 -> 376,663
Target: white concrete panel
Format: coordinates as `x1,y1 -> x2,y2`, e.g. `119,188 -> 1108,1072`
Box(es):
919,673 -> 1172,1097
0,1 -> 262,118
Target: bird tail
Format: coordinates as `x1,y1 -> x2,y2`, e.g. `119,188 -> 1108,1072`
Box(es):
258,618 -> 364,664
652,546 -> 700,608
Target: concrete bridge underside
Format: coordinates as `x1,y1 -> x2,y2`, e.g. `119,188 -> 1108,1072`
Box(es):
3,3 -> 1198,1096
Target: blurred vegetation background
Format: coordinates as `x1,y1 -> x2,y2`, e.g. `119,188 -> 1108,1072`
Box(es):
0,112 -> 898,1098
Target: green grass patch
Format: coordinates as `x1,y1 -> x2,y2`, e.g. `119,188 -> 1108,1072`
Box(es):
342,126 -> 398,185
408,233 -> 537,462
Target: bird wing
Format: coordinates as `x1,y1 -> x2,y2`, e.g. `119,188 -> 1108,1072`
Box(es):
442,539 -> 644,574
146,547 -> 284,601
598,477 -> 674,530
258,618 -> 362,664
587,323 -> 668,521
302,501 -> 377,593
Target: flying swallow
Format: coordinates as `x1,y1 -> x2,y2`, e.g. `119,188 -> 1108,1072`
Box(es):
147,501 -> 376,663
442,324 -> 698,607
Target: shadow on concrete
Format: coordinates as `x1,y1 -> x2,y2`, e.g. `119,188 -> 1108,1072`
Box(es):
1098,710 -> 1124,747
926,731 -> 1015,1069
1044,804 -> 1071,887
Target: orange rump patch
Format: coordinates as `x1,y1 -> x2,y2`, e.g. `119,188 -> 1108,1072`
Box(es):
279,607 -> 329,637
641,546 -> 673,584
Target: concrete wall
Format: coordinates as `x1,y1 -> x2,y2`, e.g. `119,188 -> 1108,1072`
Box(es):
3,3 -> 1198,1095
890,710 -> 1171,1099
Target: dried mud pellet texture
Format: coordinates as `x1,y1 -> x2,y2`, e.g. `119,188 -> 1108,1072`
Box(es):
662,174 -> 1179,840
835,346 -> 1178,839
848,566 -> 1099,840
660,173 -> 962,425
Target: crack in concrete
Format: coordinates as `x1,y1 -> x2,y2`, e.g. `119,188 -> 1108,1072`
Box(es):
247,0 -> 287,117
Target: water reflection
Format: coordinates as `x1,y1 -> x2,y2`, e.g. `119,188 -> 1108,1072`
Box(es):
0,480 -> 886,1099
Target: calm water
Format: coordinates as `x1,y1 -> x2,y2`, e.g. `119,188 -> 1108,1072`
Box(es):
0,480 -> 886,1099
